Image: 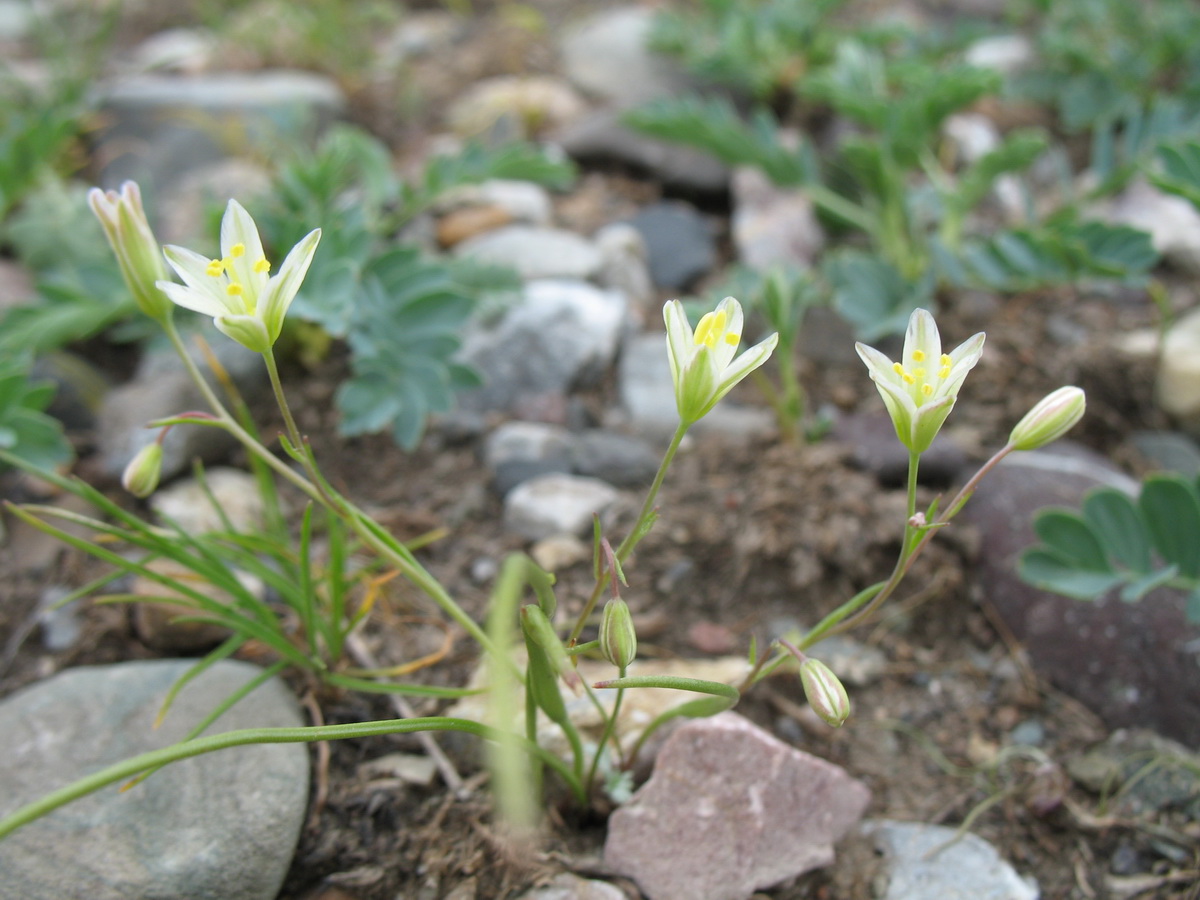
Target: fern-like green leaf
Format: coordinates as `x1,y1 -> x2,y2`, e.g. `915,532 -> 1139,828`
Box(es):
624,96 -> 814,186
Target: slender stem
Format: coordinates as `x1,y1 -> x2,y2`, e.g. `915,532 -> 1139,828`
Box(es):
585,664 -> 627,793
568,421 -> 689,645
261,350 -> 306,461
0,717 -> 585,841
823,444 -> 1014,640
162,322 -> 323,504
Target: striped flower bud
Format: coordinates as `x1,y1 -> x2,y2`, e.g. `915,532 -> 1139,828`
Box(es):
599,597 -> 637,669
798,657 -> 850,727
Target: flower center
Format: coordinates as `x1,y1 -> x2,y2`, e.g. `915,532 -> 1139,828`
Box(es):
694,310 -> 741,350
205,246 -> 272,310
892,353 -> 953,401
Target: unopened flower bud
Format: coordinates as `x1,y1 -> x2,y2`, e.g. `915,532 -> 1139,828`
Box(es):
122,443 -> 163,498
798,657 -> 850,727
88,182 -> 172,322
599,597 -> 637,669
1009,386 -> 1085,451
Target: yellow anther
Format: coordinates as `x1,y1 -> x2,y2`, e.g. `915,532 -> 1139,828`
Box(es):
922,383 -> 933,396
226,283 -> 244,296
912,350 -> 926,363
254,258 -> 270,274
724,332 -> 739,346
939,364 -> 951,379
229,243 -> 246,258
206,259 -> 225,277
893,362 -> 905,376
940,354 -> 951,366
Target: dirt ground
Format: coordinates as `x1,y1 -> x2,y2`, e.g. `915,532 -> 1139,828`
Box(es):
2,0 -> 1199,898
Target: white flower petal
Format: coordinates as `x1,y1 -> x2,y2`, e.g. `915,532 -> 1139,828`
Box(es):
259,228 -> 320,342
219,200 -> 268,293
157,281 -> 231,318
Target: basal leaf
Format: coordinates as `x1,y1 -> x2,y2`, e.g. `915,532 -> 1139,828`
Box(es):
1082,488 -> 1151,573
1032,509 -> 1112,571
1019,548 -> 1123,600
1139,474 -> 1200,578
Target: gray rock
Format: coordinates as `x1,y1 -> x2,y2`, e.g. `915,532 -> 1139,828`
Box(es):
731,167 -> 825,271
963,35 -> 1036,77
1130,430 -> 1200,477
97,338 -> 269,481
0,660 -> 308,900
150,467 -> 265,534
503,473 -> 620,540
455,225 -> 603,282
434,179 -> 553,227
93,70 -> 345,200
0,0 -> 33,41
36,587 -> 84,652
155,157 -> 274,245
1067,729 -> 1200,820
617,332 -> 775,439
594,222 -> 656,313
555,110 -> 729,194
811,635 -> 887,688
960,444 -> 1200,746
1101,177 -> 1200,274
943,113 -> 1001,165
1156,305 -> 1200,431
571,429 -> 661,487
832,411 -> 968,488
1008,719 -> 1046,748
124,28 -> 218,75
862,820 -> 1039,900
605,712 -> 870,900
457,279 -> 628,414
627,203 -> 717,290
559,7 -> 689,107
515,874 -> 626,900
484,421 -> 574,494
0,258 -> 36,313
447,75 -> 588,139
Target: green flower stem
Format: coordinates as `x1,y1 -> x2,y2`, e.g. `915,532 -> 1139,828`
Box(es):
568,421 -> 689,645
585,664 -> 627,793
162,321 -> 323,506
261,350 -> 307,464
0,717 -> 585,841
822,444 -> 1015,641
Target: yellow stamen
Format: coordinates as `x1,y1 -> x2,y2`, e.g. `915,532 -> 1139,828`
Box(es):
226,283 -> 244,296
941,354 -> 951,366
206,259 -> 224,277
254,258 -> 270,274
892,362 -> 905,376
694,310 -> 727,349
939,364 -> 951,379
229,243 -> 246,258
724,332 -> 739,346
922,383 -> 933,396
912,350 -> 926,363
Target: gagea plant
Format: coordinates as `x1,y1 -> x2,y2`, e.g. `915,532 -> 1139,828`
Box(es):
0,183 -> 1085,840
